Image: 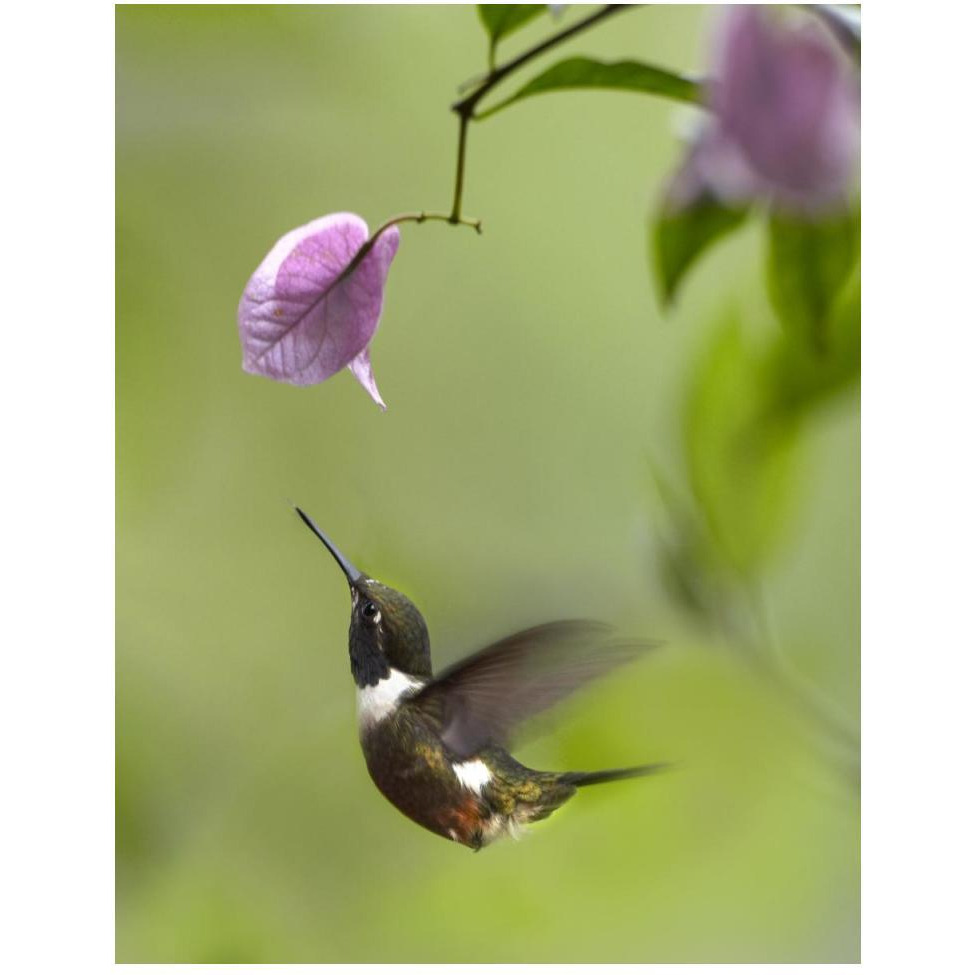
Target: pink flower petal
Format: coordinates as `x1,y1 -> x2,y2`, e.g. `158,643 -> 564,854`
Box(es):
237,212 -> 400,397
665,121 -> 762,212
712,6 -> 859,208
348,347 -> 386,411
674,6 -> 859,214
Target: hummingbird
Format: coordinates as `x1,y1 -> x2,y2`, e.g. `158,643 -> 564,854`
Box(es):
296,507 -> 669,851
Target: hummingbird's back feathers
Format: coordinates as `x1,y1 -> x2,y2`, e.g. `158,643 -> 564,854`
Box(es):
409,620 -> 660,759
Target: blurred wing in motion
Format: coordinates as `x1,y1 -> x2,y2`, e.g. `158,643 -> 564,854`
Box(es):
410,620 -> 659,759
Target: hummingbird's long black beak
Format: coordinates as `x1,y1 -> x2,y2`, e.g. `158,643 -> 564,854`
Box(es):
294,506 -> 363,585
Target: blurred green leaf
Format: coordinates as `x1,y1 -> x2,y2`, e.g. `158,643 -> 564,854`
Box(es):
764,266 -> 860,417
477,5 -> 546,64
766,208 -> 859,351
683,322 -> 800,575
479,57 -> 702,119
653,193 -> 748,305
649,463 -> 730,628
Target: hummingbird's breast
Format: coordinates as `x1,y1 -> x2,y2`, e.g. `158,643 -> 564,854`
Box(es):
358,704 -> 492,847
355,675 -> 575,850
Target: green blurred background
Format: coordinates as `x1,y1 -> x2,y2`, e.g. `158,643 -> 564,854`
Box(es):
116,5 -> 859,963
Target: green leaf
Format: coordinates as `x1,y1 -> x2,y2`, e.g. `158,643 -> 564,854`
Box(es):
477,5 -> 546,64
649,462 -> 730,628
766,208 -> 860,352
683,321 -> 801,575
653,193 -> 748,305
764,265 -> 860,418
478,57 -> 703,119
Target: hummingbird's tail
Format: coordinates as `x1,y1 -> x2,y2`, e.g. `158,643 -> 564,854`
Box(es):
561,762 -> 673,788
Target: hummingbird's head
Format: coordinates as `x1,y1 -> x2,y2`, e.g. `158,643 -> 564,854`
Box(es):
296,507 -> 432,688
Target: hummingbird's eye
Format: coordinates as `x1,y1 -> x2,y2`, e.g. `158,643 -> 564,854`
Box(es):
361,600 -> 380,624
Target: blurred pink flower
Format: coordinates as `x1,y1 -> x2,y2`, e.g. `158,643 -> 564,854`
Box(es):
237,212 -> 400,409
672,5 -> 859,213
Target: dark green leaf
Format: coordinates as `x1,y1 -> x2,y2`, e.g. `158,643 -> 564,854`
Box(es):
653,193 -> 748,305
766,208 -> 859,352
477,5 -> 546,64
763,265 -> 860,417
683,321 -> 801,575
478,57 -> 703,119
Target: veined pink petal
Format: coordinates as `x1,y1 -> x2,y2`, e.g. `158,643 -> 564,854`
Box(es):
237,212 -> 400,396
348,347 -> 386,411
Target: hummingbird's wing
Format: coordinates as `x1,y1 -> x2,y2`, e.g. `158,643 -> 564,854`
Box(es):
409,620 -> 658,759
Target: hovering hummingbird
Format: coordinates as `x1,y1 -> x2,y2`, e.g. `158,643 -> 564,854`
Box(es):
296,507 -> 669,851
